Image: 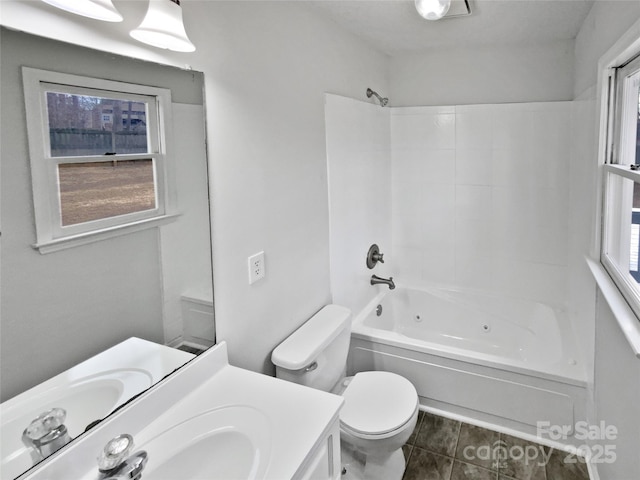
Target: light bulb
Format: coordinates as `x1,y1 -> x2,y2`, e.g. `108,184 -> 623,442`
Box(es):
415,0 -> 451,21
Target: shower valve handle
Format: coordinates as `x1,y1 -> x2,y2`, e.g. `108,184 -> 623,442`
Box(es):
366,244 -> 385,269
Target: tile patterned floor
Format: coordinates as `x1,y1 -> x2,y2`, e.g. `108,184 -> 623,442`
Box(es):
402,412 -> 590,480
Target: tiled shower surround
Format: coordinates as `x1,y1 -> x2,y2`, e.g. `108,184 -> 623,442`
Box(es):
327,95 -> 574,317
390,103 -> 571,308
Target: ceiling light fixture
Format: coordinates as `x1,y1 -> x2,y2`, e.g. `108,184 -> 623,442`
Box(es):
41,0 -> 123,22
415,0 -> 451,21
130,0 -> 196,52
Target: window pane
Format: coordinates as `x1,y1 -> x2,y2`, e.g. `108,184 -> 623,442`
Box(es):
58,160 -> 156,226
605,174 -> 640,288
46,92 -> 149,156
632,183 -> 640,280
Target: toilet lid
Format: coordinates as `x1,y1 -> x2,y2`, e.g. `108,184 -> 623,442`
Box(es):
340,371 -> 418,436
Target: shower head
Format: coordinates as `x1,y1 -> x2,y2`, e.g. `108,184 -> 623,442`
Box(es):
366,88 -> 389,107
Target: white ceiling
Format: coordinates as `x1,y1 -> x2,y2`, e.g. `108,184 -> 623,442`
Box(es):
306,0 -> 595,55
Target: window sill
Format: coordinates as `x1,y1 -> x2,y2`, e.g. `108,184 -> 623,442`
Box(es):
33,214 -> 180,254
587,257 -> 640,359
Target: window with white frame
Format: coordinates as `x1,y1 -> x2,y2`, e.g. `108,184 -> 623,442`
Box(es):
22,68 -> 176,252
602,52 -> 640,319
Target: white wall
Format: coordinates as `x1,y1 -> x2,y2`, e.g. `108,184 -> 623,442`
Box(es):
325,94 -> 392,314
0,1 -> 390,374
203,3 -> 388,374
389,40 -> 574,107
574,0 -> 640,99
572,3 -> 640,478
593,295 -> 640,479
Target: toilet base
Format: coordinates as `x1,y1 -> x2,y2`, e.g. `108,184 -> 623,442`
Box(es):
340,443 -> 406,480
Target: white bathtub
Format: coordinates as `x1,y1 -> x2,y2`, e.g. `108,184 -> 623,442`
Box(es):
348,286 -> 588,440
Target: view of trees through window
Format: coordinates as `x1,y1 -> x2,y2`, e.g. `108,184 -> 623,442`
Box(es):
46,91 -> 149,156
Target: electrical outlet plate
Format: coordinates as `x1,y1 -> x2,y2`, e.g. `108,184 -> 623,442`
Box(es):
248,251 -> 265,285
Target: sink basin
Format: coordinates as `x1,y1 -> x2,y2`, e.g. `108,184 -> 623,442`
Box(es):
0,338 -> 194,480
138,405 -> 272,480
1,369 -> 152,479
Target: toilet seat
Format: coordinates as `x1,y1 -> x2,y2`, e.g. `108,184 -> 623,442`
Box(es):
340,371 -> 418,437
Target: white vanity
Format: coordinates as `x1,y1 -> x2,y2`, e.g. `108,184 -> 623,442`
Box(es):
12,342 -> 344,480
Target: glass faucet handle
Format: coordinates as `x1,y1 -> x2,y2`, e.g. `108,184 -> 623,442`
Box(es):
24,408 -> 67,440
98,434 -> 134,472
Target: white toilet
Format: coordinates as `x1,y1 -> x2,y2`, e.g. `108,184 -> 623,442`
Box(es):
271,304 -> 419,480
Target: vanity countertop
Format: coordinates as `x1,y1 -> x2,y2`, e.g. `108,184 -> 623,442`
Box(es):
2,338 -> 194,480
16,341 -> 344,480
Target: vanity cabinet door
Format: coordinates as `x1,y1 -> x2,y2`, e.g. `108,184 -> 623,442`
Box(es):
296,420 -> 341,480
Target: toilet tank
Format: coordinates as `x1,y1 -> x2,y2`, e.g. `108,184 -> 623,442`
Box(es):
271,304 -> 352,392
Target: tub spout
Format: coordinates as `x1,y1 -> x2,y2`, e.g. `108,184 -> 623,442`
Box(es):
371,275 -> 395,290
